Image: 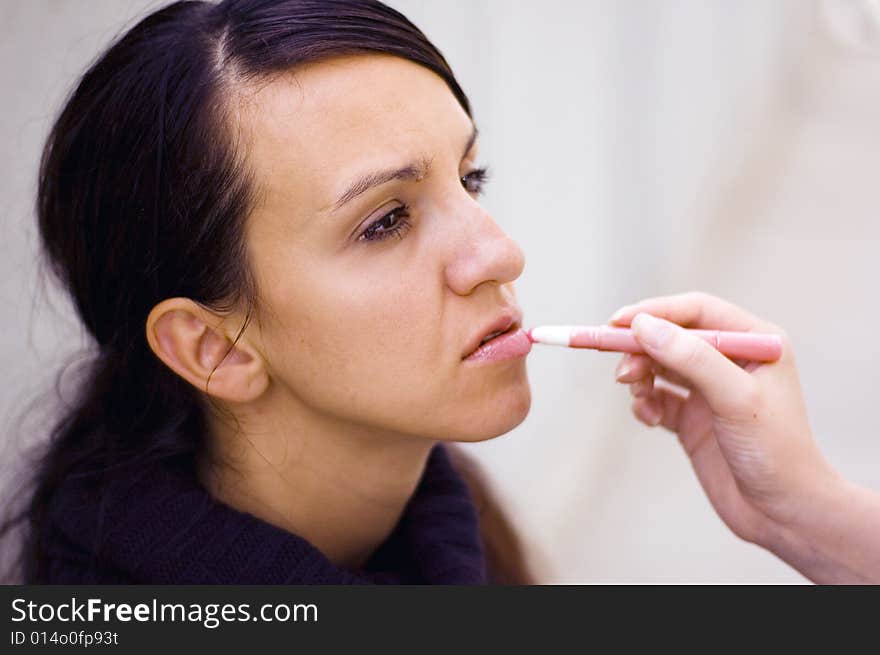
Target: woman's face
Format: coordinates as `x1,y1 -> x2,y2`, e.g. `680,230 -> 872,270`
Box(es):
237,54 -> 530,442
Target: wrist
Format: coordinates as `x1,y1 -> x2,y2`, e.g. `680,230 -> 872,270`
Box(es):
757,464 -> 877,583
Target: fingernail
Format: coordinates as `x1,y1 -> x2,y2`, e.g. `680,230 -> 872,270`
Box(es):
609,305 -> 631,323
643,404 -> 662,426
632,313 -> 672,350
615,361 -> 631,381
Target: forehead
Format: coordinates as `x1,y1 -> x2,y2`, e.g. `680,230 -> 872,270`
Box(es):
235,54 -> 471,208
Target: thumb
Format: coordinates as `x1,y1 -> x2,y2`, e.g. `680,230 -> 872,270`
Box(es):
630,312 -> 756,418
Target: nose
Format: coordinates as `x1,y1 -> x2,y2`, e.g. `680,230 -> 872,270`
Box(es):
443,201 -> 525,296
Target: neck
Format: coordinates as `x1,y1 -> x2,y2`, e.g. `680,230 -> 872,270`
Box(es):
197,388 -> 436,570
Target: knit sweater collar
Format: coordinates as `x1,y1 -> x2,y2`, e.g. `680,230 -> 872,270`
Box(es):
45,443 -> 488,584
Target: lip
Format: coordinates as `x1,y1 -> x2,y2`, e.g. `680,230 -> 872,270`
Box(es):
462,308 -> 530,362
464,328 -> 531,363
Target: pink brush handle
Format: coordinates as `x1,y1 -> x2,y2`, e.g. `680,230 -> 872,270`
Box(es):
533,325 -> 782,362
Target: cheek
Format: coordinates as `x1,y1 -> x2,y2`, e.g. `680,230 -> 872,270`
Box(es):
263,261 -> 446,408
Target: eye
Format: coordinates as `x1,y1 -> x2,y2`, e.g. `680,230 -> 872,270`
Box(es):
461,166 -> 490,195
358,204 -> 413,242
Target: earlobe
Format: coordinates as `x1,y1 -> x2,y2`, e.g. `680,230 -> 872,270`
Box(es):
145,298 -> 269,403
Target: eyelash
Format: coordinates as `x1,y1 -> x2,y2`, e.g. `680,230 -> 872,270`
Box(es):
358,166 -> 491,243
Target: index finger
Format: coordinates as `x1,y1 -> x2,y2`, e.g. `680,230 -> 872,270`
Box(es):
607,291 -> 773,333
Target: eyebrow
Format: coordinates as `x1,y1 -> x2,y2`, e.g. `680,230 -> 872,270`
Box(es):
330,123 -> 479,212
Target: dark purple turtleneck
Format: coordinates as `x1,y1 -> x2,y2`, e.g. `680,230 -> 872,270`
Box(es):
40,443 -> 489,584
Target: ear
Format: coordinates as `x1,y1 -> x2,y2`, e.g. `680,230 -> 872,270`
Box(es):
145,298 -> 269,403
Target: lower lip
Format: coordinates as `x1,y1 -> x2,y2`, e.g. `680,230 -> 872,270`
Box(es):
464,328 -> 532,363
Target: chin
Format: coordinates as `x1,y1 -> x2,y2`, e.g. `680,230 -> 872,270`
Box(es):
450,377 -> 532,443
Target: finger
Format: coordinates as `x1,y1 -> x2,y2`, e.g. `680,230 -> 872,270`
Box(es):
615,353 -> 653,383
636,386 -> 688,433
653,374 -> 690,401
633,357 -> 692,389
632,396 -> 663,427
656,387 -> 686,432
629,377 -> 654,398
646,362 -> 691,389
630,312 -> 756,419
631,386 -> 687,432
608,291 -> 770,332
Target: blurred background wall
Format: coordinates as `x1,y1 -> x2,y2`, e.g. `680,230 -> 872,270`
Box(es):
2,0 -> 879,582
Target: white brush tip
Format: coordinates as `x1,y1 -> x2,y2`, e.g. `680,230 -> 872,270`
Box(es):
529,326 -> 572,346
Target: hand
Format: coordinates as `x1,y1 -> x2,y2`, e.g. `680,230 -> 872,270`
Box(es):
608,291 -> 837,549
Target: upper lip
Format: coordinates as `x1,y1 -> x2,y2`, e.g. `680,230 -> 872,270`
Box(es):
462,307 -> 523,359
